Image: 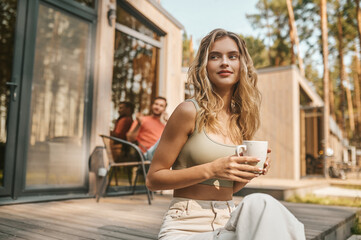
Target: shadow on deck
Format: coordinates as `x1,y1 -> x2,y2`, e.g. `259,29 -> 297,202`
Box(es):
0,194 -> 359,240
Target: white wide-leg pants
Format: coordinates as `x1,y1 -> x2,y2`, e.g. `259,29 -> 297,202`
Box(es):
158,193 -> 305,240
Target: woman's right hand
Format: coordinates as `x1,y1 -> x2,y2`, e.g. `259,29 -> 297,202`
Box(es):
210,155 -> 261,183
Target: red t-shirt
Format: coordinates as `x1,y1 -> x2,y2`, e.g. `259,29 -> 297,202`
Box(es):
112,116 -> 133,140
129,116 -> 165,152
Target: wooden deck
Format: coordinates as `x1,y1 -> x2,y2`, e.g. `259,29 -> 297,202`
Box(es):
0,194 -> 359,240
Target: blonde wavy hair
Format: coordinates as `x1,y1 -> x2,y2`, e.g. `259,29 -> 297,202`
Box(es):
187,29 -> 261,144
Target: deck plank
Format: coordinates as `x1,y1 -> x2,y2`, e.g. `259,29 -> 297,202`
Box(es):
0,230 -> 26,240
0,207 -> 123,239
0,216 -> 88,240
0,194 -> 358,240
0,223 -> 59,240
0,212 -> 98,239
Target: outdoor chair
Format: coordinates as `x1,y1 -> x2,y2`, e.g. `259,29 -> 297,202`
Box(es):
98,135 -> 152,204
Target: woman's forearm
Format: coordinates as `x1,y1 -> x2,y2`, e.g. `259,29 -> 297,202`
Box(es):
146,163 -> 214,191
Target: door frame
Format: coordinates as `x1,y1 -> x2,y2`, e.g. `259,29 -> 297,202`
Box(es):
0,0 -> 28,198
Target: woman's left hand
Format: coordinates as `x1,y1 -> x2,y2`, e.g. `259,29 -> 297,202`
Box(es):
262,149 -> 271,175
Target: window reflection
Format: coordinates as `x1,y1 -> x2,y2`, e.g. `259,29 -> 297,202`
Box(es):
116,7 -> 159,40
0,0 -> 18,186
73,0 -> 95,8
112,31 -> 158,116
110,31 -> 159,186
25,4 -> 89,188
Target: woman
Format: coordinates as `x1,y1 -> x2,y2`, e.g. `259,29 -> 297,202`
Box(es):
146,29 -> 305,240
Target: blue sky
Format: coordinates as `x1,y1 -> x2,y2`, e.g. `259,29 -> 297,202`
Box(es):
160,0 -> 260,49
160,0 -> 327,77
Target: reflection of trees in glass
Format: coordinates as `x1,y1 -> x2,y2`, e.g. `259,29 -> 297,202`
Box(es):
25,4 -> 90,187
29,4 -> 89,145
73,0 -> 95,8
116,7 -> 159,40
0,0 -> 17,144
112,31 -> 158,116
0,0 -> 17,185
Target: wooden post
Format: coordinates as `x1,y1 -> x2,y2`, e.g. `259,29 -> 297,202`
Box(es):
320,0 -> 330,177
300,109 -> 306,177
354,48 -> 361,131
286,0 -> 305,76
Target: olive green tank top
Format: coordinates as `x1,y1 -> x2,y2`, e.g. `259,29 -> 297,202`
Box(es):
172,99 -> 236,188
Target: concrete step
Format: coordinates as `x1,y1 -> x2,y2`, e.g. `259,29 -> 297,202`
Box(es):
234,179 -> 361,240
283,202 -> 359,240
348,235 -> 361,240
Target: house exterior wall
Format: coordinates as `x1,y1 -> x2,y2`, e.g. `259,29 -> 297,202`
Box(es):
0,0 -> 184,205
329,131 -> 344,164
89,0 -> 183,192
329,117 -> 346,164
254,67 -> 300,179
254,65 -> 350,180
91,0 -> 183,147
91,0 -> 116,148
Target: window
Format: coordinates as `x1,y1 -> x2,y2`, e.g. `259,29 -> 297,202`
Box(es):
73,0 -> 95,8
109,3 -> 163,187
116,7 -> 160,40
112,3 -> 163,123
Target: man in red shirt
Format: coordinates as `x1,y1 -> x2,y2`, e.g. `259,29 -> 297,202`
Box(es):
126,97 -> 167,152
111,101 -> 134,140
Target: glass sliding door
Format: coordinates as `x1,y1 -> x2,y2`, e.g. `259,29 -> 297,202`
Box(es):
24,3 -> 90,189
0,0 -> 18,187
0,0 -> 96,202
0,0 -> 19,196
109,3 -> 163,189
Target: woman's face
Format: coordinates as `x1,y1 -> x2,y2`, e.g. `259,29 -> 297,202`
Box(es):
206,36 -> 241,92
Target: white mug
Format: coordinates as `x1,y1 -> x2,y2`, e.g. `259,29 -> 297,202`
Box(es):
236,141 -> 268,173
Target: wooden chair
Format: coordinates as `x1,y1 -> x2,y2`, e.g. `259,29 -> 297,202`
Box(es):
98,135 -> 152,204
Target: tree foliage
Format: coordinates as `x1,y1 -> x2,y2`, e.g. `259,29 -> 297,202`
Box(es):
241,35 -> 270,69
246,0 -> 361,144
182,32 -> 194,67
247,0 -> 293,66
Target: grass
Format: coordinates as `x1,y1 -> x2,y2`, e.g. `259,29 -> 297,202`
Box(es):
287,194 -> 361,208
332,184 -> 361,190
352,215 -> 361,235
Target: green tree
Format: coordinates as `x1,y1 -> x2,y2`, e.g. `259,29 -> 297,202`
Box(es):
182,32 -> 194,67
328,0 -> 358,135
247,0 -> 293,67
241,35 -> 270,69
305,63 -> 323,97
350,53 -> 361,146
293,0 -> 336,111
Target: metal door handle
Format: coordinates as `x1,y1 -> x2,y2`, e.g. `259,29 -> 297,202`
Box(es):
6,82 -> 18,102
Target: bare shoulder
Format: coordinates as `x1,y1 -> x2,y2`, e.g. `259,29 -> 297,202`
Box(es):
171,101 -> 196,121
177,101 -> 197,115
166,101 -> 197,134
